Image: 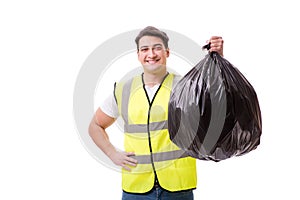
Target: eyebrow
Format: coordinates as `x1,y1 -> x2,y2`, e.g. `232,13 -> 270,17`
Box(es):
139,43 -> 163,49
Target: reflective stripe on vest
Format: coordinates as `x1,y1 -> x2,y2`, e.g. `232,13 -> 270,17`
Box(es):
130,149 -> 189,164
124,121 -> 168,133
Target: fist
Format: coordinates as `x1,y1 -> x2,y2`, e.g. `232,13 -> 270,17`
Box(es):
209,36 -> 224,57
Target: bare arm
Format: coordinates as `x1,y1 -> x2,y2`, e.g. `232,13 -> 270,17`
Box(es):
88,107 -> 137,171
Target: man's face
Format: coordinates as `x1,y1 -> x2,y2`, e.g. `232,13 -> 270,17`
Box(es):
137,36 -> 170,74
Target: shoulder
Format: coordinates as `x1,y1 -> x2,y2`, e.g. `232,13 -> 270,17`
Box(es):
168,73 -> 182,87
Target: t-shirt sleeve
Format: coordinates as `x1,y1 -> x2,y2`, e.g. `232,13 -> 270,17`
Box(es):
99,93 -> 119,118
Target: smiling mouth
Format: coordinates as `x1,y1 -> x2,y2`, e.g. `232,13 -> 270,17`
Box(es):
146,59 -> 160,64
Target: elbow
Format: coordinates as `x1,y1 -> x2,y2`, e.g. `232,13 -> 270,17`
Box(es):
88,116 -> 105,140
88,117 -> 97,138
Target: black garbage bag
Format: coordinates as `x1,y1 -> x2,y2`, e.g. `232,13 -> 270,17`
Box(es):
168,48 -> 262,162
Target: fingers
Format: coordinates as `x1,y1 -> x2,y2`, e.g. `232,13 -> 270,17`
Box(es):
124,153 -> 138,166
121,159 -> 137,171
121,159 -> 136,171
110,151 -> 138,171
210,36 -> 222,40
208,36 -> 224,57
121,152 -> 138,171
209,36 -> 223,49
121,164 -> 132,171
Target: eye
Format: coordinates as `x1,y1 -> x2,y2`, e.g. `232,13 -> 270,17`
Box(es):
154,46 -> 163,51
140,47 -> 148,52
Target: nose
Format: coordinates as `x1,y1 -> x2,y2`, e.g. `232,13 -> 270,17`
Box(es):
147,48 -> 157,58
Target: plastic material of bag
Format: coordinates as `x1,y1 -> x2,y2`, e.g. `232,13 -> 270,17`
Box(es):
168,49 -> 262,161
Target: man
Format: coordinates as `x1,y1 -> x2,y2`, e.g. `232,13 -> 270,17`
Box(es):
89,26 -> 224,200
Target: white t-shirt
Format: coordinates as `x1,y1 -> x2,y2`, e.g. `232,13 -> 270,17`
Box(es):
100,84 -> 160,118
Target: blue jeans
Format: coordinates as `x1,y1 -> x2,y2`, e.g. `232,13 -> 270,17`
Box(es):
122,186 -> 194,200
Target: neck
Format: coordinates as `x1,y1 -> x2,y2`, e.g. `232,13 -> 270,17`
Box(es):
143,71 -> 168,87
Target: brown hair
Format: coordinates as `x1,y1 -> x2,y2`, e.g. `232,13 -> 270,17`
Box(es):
135,26 -> 169,50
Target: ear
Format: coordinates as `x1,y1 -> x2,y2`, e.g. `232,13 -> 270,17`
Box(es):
137,49 -> 142,62
165,48 -> 170,57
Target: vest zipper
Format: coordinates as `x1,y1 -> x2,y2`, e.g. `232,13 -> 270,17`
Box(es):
142,73 -> 169,186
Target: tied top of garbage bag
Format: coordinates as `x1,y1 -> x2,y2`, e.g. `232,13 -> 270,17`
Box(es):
168,45 -> 262,161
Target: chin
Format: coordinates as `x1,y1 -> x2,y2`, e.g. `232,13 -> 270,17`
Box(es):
144,63 -> 162,68
143,64 -> 166,74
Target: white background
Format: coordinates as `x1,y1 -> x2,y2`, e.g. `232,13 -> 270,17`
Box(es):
1,0 -> 299,199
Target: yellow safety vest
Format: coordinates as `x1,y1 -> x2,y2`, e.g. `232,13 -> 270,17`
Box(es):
114,73 -> 197,193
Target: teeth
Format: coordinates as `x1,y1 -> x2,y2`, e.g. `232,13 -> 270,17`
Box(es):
147,60 -> 157,64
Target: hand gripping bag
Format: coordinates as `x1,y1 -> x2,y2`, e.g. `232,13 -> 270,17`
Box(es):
168,48 -> 262,161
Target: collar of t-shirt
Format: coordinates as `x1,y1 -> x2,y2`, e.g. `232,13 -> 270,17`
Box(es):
144,84 -> 160,102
